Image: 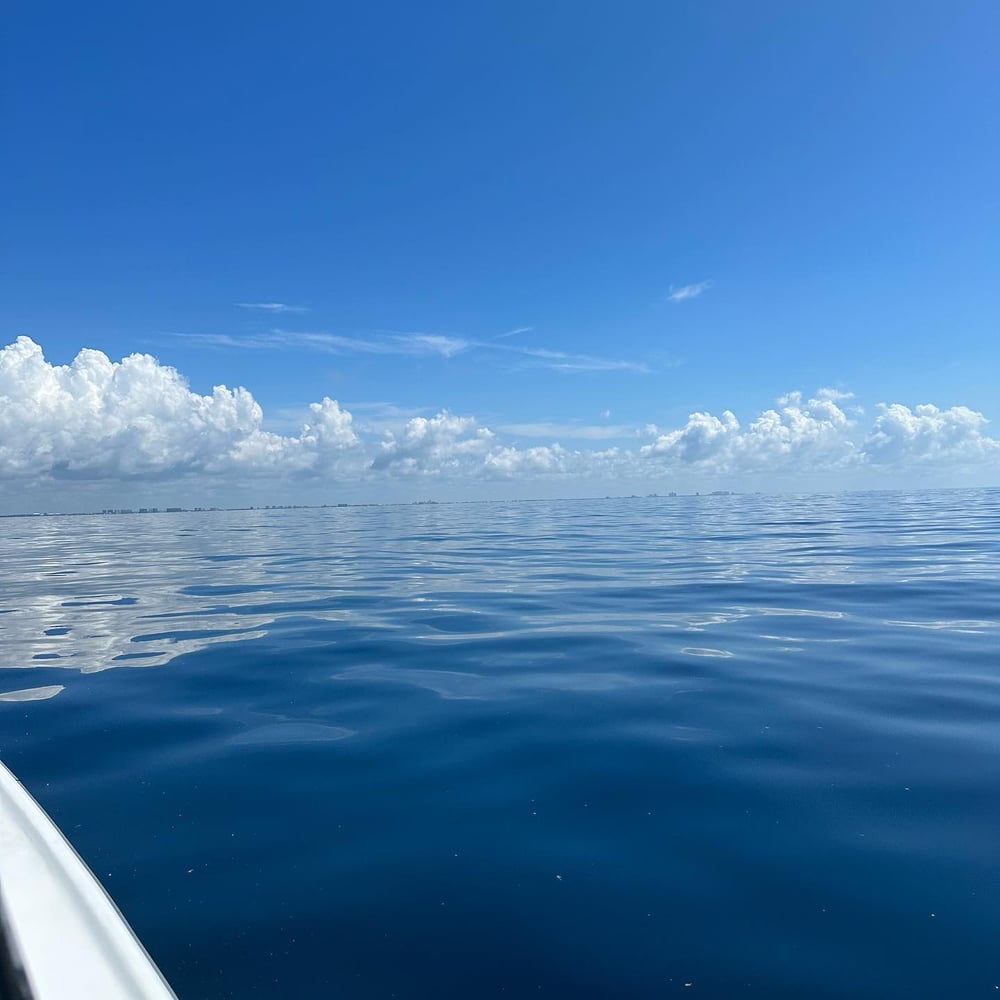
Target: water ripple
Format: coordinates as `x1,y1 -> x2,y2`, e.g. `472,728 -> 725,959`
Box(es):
1,491 -> 999,998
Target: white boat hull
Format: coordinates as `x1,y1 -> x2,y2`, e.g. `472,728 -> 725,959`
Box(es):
0,761 -> 177,999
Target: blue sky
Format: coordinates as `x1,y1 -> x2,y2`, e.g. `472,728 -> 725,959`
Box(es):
1,1 -> 998,509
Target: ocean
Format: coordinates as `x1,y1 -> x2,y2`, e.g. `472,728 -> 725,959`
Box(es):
1,490 -> 998,998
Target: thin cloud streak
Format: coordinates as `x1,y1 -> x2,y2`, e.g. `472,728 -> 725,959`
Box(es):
291,331 -> 472,358
236,302 -> 310,313
178,330 -> 470,358
395,334 -> 470,358
667,281 -> 711,303
175,333 -> 275,349
500,345 -> 650,373
177,328 -> 647,373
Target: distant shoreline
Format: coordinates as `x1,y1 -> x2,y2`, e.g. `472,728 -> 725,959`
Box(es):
3,486 -> 996,520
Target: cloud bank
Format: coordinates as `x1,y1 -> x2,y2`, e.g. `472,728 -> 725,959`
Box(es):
1,338 -> 997,496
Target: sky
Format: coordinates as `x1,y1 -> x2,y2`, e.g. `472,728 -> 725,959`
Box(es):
2,1 -> 998,511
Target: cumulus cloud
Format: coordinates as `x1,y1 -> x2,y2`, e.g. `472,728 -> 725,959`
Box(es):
0,337 -> 359,481
1,338 -> 997,495
483,444 -> 625,479
372,412 -> 495,474
863,403 -> 1000,467
640,390 -> 856,473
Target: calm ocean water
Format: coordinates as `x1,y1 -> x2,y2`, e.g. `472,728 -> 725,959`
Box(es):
1,491 -> 998,998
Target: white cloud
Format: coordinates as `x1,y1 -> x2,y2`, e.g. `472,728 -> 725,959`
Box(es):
0,337 -> 359,481
667,281 -> 711,303
179,329 -> 645,373
371,412 -> 494,474
397,334 -> 470,358
483,443 -> 571,477
185,330 -> 471,358
501,346 -> 649,373
2,338 -> 997,497
274,332 -> 390,354
177,333 -> 275,350
814,387 -> 854,402
312,331 -> 471,358
640,391 -> 858,472
483,444 -> 625,479
863,403 -> 1000,467
235,302 -> 309,313
642,409 -> 741,463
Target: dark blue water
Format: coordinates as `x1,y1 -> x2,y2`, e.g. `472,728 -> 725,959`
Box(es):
2,491 -> 999,998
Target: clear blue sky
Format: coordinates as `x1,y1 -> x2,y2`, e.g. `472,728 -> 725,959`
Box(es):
1,1 -> 998,508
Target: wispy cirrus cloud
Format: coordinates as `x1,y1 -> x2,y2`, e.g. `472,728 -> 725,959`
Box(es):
495,326 -> 534,339
501,345 -> 649,373
236,302 -> 310,314
177,328 -> 647,373
179,330 -> 471,358
384,333 -> 471,357
175,333 -> 273,350
293,331 -> 472,358
667,281 -> 711,303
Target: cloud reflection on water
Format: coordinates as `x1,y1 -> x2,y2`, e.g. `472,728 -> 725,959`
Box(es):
1,491 -> 998,704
